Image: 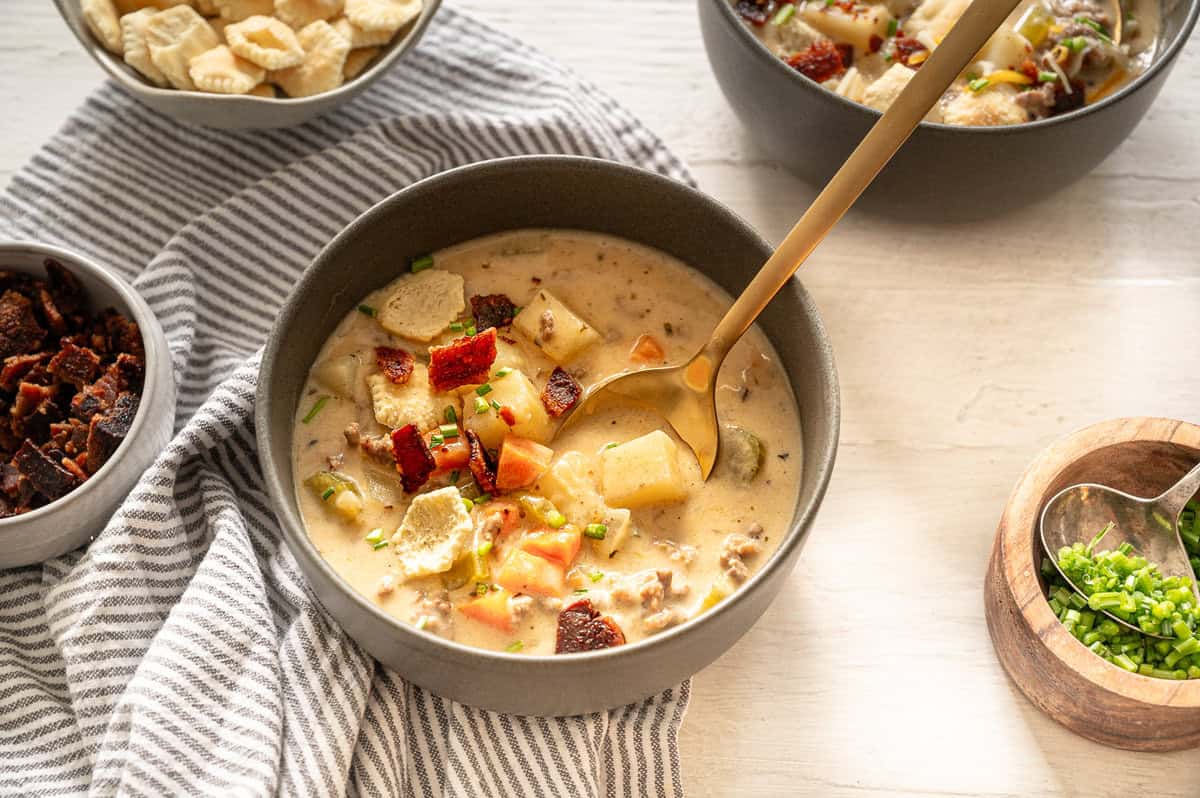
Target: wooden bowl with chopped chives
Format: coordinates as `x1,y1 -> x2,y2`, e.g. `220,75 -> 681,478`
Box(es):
986,417 -> 1200,752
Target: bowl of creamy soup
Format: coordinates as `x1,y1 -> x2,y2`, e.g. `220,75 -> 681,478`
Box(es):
699,0 -> 1199,216
257,156 -> 839,715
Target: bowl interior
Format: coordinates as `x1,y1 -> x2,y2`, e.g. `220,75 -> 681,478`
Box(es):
1033,438 -> 1200,591
713,0 -> 1200,131
54,0 -> 442,107
259,155 -> 839,660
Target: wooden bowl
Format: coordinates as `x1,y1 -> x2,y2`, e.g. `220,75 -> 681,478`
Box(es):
986,417 -> 1200,752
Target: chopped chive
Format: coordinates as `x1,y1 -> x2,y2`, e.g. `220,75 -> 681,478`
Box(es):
512,306 -> 523,316
462,497 -> 474,511
476,582 -> 489,596
505,640 -> 524,653
449,469 -> 460,484
770,3 -> 795,25
444,406 -> 458,424
886,17 -> 898,37
604,442 -> 619,449
1038,70 -> 1058,83
466,324 -> 477,336
1062,36 -> 1087,52
477,541 -> 493,557
584,523 -> 607,540
439,423 -> 459,439
473,396 -> 489,414
590,571 -> 604,583
967,77 -> 990,92
475,384 -> 493,397
372,540 -> 389,550
365,528 -> 384,543
547,511 -> 567,529
1075,16 -> 1111,42
410,254 -> 434,272
573,588 -> 589,594
302,395 -> 330,424
494,367 -> 512,378
357,304 -> 377,317
449,321 -> 465,332
475,493 -> 491,504
415,616 -> 429,630
430,434 -> 444,447
490,399 -> 502,411
321,486 -> 335,500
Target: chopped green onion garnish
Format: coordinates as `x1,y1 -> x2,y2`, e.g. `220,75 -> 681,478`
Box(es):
476,582 -> 489,596
590,571 -> 604,583
410,254 -> 434,272
573,588 -> 589,594
415,616 -> 429,630
547,511 -> 567,529
967,77 -> 990,92
505,640 -> 524,653
494,367 -> 512,378
476,384 -> 493,397
604,442 -> 619,449
444,406 -> 457,424
462,497 -> 474,511
372,540 -> 389,550
430,434 -> 444,447
440,423 -> 459,439
886,17 -> 898,37
490,400 -> 502,411
475,493 -> 491,504
473,396 -> 489,414
357,304 -> 377,317
1075,16 -> 1112,42
301,395 -> 330,424
1038,70 -> 1058,83
584,523 -> 607,540
365,528 -> 384,543
477,541 -> 493,557
449,321 -> 465,332
770,3 -> 795,25
1062,36 -> 1087,52
466,324 -> 477,336
321,486 -> 335,501
449,469 -> 460,484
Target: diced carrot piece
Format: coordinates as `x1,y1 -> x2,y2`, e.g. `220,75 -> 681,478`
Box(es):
459,587 -> 514,632
495,549 -> 565,597
519,528 -> 582,568
629,334 -> 665,365
427,432 -> 469,474
496,436 -> 554,491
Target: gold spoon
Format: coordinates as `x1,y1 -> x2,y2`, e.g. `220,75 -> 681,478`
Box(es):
560,0 -> 1028,478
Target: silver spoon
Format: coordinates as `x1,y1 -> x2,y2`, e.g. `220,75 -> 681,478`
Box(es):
1040,463 -> 1200,638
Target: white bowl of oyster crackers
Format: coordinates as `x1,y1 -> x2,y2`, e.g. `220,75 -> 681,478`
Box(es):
57,0 -> 441,129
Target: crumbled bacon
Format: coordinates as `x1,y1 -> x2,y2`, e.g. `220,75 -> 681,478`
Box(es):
375,346 -> 414,385
540,367 -> 581,417
893,33 -> 927,67
0,260 -> 144,515
428,328 -> 497,392
555,600 -> 626,654
734,0 -> 777,26
465,430 -> 498,495
469,294 -> 518,332
787,39 -> 849,83
391,424 -> 436,493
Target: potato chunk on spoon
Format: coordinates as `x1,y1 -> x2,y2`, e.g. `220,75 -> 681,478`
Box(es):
558,0 -> 1040,477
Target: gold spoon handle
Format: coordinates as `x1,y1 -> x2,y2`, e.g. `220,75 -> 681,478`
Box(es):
702,0 -> 1025,363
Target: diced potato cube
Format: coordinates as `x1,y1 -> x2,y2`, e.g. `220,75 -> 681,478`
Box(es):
368,364 -> 452,431
977,26 -> 1033,71
512,289 -> 601,363
600,430 -> 687,508
592,507 -> 632,559
862,63 -> 915,112
462,369 -> 553,448
312,352 -> 360,397
376,269 -> 465,343
800,2 -> 890,53
331,489 -> 363,521
904,0 -> 969,41
391,486 -> 473,579
776,17 -> 825,53
536,452 -> 636,556
494,338 -> 526,372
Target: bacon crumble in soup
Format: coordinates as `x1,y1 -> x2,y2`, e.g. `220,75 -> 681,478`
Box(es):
292,230 -> 803,655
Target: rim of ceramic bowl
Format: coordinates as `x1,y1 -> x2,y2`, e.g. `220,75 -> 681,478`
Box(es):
52,0 -> 442,108
709,0 -> 1200,135
0,240 -> 169,531
259,154 -> 841,667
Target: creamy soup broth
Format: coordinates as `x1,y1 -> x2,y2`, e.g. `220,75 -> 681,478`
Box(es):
293,230 -> 803,655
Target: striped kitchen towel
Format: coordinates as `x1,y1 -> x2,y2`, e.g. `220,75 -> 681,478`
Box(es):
0,7 -> 693,797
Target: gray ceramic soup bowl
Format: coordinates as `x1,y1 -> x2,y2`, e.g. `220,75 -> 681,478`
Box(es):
53,0 -> 442,130
699,0 -> 1200,218
0,241 -> 175,569
257,155 -> 840,715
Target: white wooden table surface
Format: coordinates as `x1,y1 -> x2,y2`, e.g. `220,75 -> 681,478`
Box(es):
5,1 -> 1200,795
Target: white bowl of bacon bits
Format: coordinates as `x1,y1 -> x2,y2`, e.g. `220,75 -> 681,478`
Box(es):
55,0 -> 442,129
0,242 -> 175,569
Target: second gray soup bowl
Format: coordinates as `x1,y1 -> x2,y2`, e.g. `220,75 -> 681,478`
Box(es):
257,155 -> 839,715
699,0 -> 1200,218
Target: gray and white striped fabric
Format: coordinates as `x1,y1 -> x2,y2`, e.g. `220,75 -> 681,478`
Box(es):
0,8 -> 693,797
